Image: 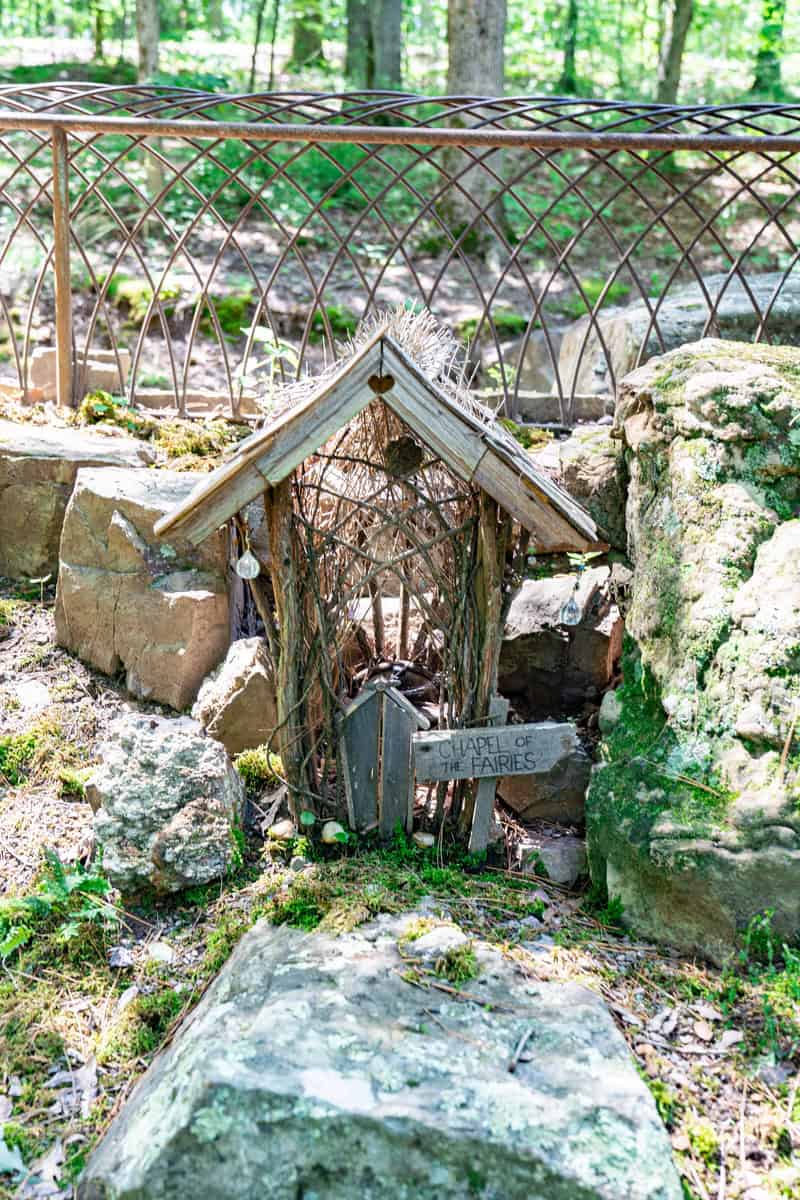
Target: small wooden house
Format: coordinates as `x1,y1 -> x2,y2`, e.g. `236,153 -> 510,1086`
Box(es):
155,313 -> 602,843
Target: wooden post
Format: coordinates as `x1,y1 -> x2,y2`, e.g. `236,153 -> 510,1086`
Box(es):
459,493 -> 509,837
265,478 -> 309,820
51,129 -> 74,408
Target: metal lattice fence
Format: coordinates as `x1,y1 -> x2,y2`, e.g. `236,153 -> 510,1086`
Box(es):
0,85 -> 800,421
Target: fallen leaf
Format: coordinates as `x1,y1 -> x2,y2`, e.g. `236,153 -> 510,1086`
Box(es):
692,1001 -> 723,1022
29,1137 -> 64,1185
0,1137 -> 24,1176
671,1132 -> 690,1152
147,941 -> 175,965
693,1019 -> 714,1043
115,984 -> 139,1015
717,1029 -> 744,1051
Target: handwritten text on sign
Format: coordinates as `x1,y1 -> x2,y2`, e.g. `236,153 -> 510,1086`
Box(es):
412,722 -> 575,783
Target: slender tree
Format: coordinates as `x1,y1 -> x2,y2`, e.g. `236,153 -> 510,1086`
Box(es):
249,0 -> 269,90
751,0 -> 787,96
558,0 -> 579,94
655,0 -> 693,103
346,0 -> 372,88
136,0 -> 159,78
288,0 -> 325,70
371,0 -> 402,90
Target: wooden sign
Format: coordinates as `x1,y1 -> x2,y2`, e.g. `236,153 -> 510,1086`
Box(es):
412,712 -> 578,855
412,721 -> 575,783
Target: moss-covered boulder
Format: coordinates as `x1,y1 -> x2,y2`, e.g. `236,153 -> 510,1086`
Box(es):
587,340 -> 800,963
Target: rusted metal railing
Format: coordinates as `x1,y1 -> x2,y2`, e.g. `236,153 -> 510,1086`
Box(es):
0,86 -> 799,422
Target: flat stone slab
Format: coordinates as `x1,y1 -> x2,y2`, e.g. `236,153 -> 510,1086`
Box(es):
0,419 -> 153,579
79,914 -> 682,1200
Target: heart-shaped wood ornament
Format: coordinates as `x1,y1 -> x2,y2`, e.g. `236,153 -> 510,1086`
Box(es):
368,373 -> 394,395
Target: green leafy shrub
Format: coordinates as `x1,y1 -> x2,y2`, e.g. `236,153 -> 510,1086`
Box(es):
0,850 -> 117,961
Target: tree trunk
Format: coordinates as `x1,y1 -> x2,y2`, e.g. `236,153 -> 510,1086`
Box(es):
558,0 -> 579,94
249,0 -> 270,90
135,0 -> 159,79
751,0 -> 787,96
655,0 -> 693,104
370,0 -> 402,90
444,0 -> 507,254
346,0 -> 372,88
93,0 -> 104,59
289,0 -> 325,70
447,0 -> 505,96
206,0 -> 224,37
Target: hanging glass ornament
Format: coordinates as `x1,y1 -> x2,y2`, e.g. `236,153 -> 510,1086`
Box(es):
235,548 -> 261,580
560,591 -> 582,627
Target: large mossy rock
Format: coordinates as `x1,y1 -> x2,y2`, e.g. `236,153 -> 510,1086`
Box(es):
79,913 -> 682,1200
587,339 -> 800,963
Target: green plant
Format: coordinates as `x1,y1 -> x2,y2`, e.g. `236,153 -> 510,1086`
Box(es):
0,850 -> 117,960
686,1115 -> 719,1163
558,276 -> 631,320
434,940 -> 479,984
647,1079 -> 678,1128
0,598 -> 16,626
309,304 -> 358,344
59,766 -> 93,799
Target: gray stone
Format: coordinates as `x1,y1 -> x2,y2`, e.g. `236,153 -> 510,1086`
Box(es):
598,689 -> 622,735
79,913 -> 682,1200
497,722 -> 591,824
86,713 -> 244,894
518,834 -> 588,887
55,468 -> 230,711
0,419 -> 153,580
27,347 -> 132,402
555,425 -> 627,550
587,339 -> 800,963
499,568 -> 624,718
401,922 -> 469,963
192,637 -> 278,756
558,270 -> 800,397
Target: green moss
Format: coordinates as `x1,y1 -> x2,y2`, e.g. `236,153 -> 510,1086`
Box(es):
234,745 -> 282,791
202,912 -> 251,974
686,1115 -> 719,1163
0,728 -> 43,786
587,641 -> 735,887
201,289 -> 255,339
107,274 -> 182,324
499,418 -> 552,451
0,599 -> 16,626
101,989 -> 187,1062
458,308 -> 530,342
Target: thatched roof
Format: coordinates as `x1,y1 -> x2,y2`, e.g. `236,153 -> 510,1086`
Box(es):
154,317 -> 603,553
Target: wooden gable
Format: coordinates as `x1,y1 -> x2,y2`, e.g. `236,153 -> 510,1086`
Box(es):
154,326 -> 605,553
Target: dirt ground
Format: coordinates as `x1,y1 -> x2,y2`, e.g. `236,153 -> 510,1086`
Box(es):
0,587 -> 798,1200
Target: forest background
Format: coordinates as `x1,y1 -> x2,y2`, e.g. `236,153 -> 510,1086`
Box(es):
0,0 -> 793,109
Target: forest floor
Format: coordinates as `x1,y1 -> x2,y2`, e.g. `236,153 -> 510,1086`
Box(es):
0,586 -> 799,1199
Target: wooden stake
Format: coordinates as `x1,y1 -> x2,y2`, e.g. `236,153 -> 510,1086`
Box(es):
265,478 -> 309,819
